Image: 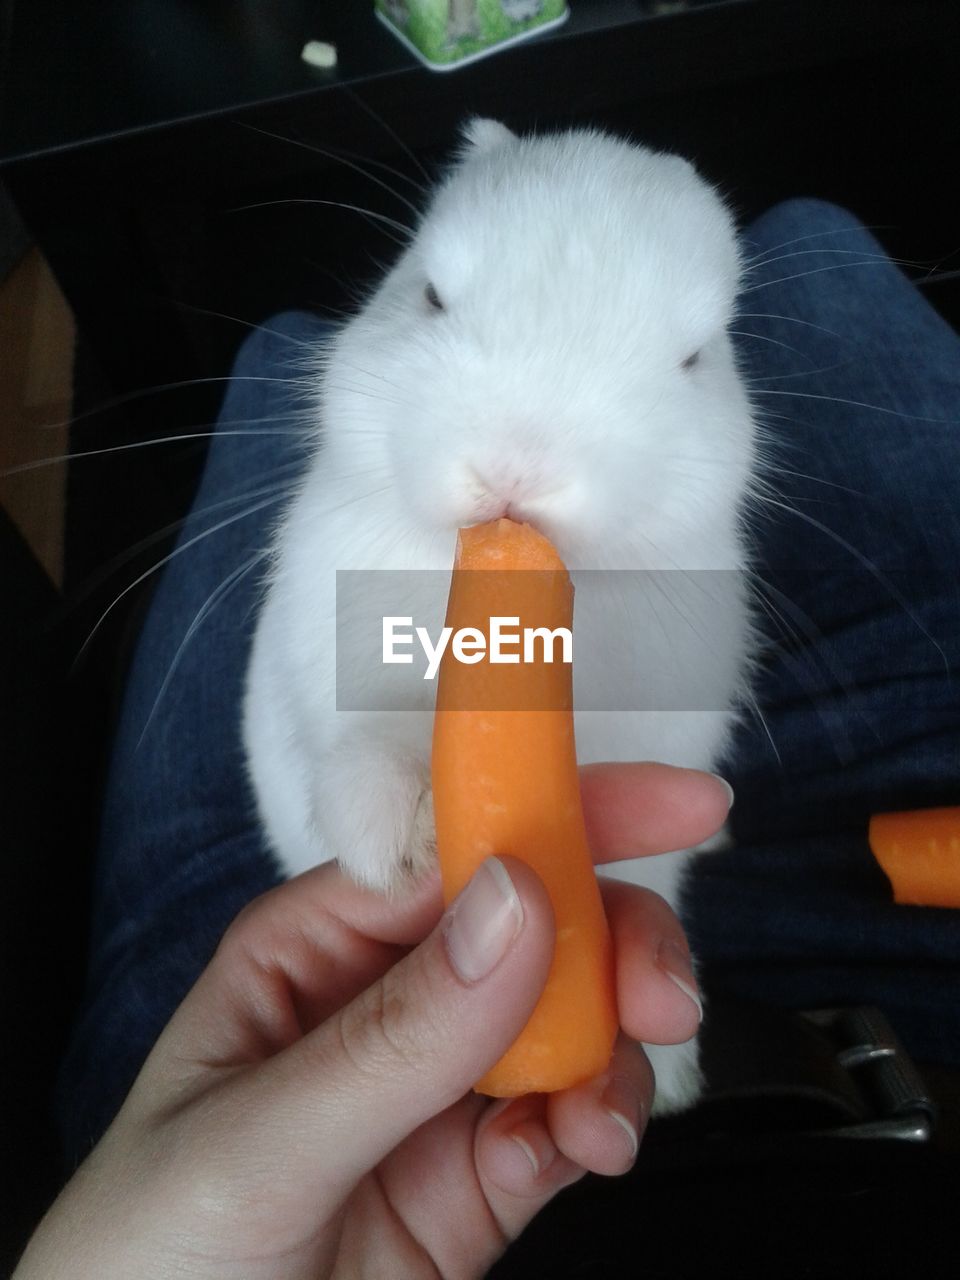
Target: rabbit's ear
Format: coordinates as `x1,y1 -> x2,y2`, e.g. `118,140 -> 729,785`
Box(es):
460,117 -> 517,155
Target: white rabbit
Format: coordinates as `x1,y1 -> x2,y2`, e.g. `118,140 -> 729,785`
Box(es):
243,119 -> 757,1112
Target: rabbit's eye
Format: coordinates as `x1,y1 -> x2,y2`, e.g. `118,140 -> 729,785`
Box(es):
681,351 -> 701,371
425,283 -> 444,312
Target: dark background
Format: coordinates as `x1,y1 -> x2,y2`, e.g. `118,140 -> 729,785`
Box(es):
2,1 -> 959,1273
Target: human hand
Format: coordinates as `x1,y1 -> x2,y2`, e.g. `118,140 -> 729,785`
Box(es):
15,763 -> 730,1280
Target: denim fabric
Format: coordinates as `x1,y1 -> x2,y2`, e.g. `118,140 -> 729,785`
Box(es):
58,201 -> 960,1165
685,198 -> 960,1062
57,317 -> 311,1160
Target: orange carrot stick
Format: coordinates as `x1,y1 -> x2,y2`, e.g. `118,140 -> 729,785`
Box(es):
868,806 -> 960,908
431,518 -> 618,1096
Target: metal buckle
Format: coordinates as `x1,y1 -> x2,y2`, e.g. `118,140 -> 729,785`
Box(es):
799,1006 -> 937,1141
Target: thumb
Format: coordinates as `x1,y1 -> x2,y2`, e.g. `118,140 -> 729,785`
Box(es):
251,856 -> 554,1200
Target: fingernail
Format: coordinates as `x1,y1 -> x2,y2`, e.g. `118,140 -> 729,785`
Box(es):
600,1076 -> 642,1163
710,773 -> 735,810
657,939 -> 703,1024
445,857 -> 524,984
507,1120 -> 557,1179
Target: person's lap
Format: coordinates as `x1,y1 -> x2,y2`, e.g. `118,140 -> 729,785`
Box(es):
685,199 -> 960,1062
57,199 -> 960,1165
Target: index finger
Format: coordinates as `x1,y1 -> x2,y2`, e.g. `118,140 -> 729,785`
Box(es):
579,762 -> 733,863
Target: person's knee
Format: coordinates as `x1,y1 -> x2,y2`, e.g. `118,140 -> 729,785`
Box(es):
742,197 -> 880,261
213,309 -> 336,438
230,310 -> 335,380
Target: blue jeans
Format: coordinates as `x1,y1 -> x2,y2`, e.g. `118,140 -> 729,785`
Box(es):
58,200 -> 960,1164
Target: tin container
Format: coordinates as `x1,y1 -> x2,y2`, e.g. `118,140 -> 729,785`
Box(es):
375,1 -> 570,72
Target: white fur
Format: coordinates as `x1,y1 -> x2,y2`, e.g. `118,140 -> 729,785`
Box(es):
243,121 -> 757,1113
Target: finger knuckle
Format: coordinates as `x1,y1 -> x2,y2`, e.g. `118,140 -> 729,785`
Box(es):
335,965 -> 425,1077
